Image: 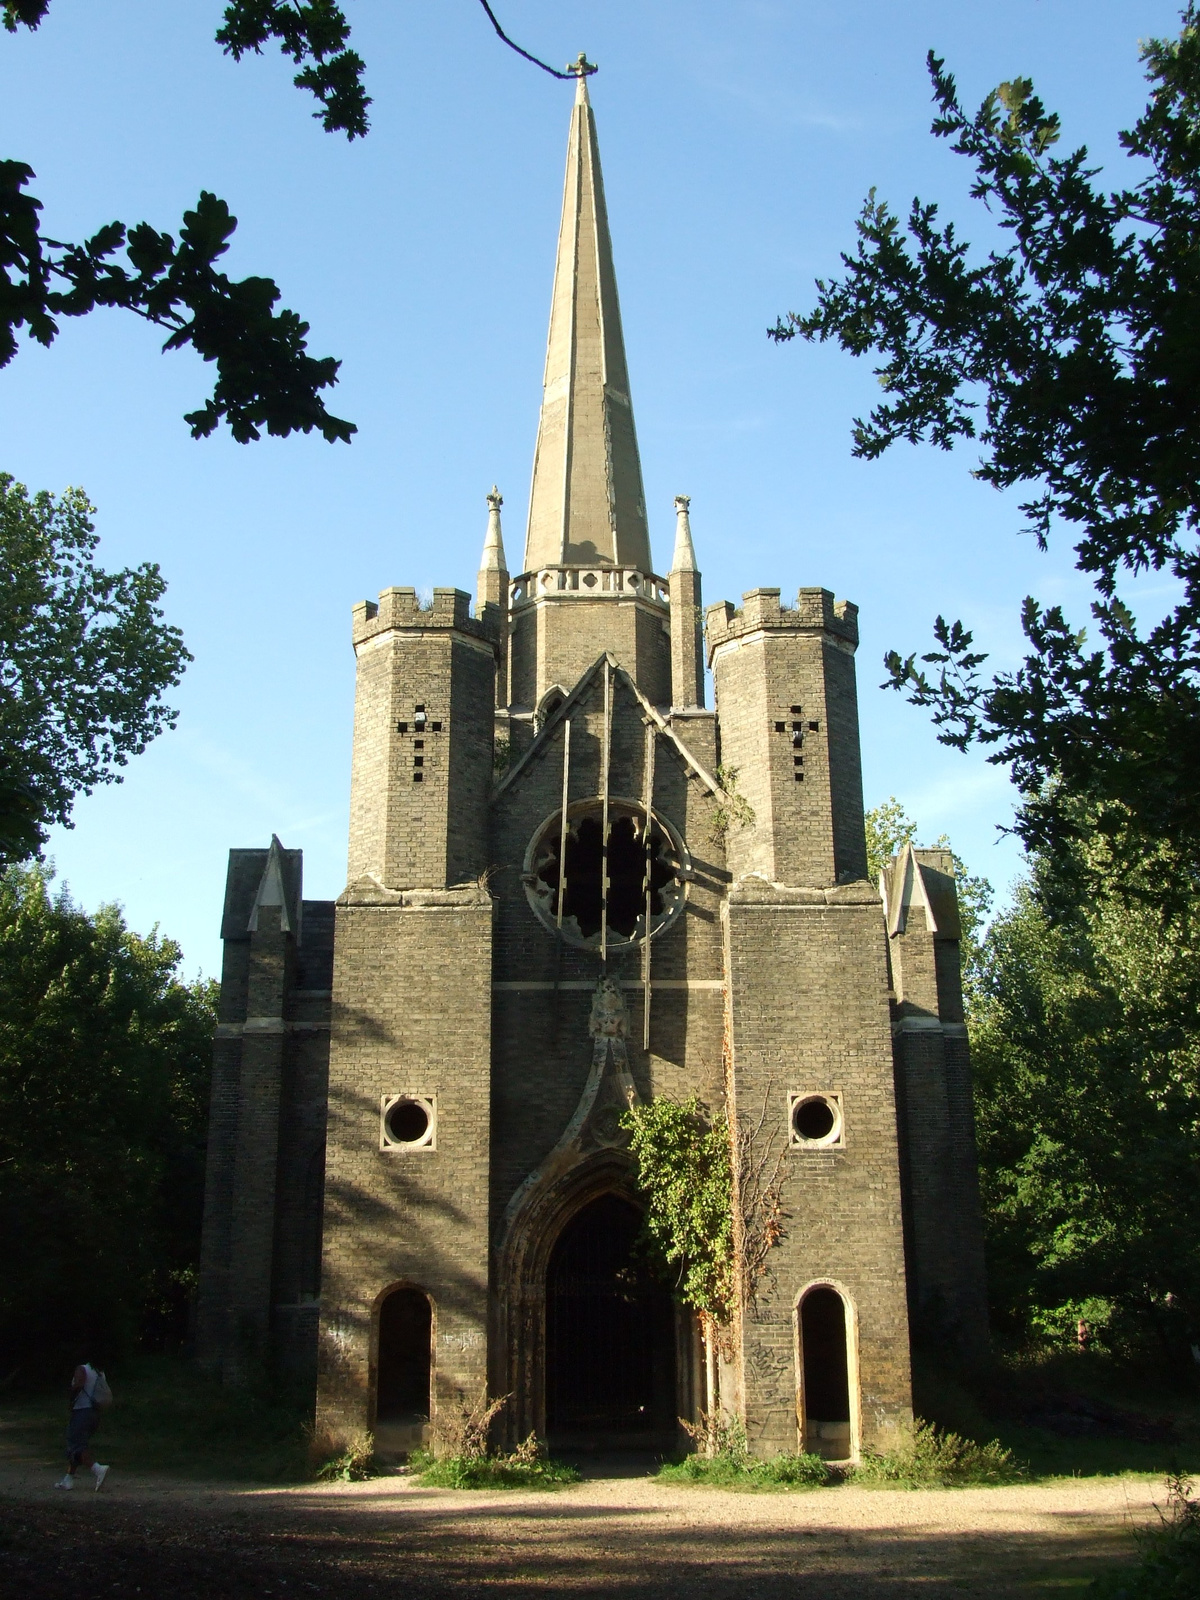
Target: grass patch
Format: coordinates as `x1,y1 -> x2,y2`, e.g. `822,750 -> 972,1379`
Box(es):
0,1353 -> 310,1483
847,1419 -> 1026,1488
655,1414 -> 830,1492
913,1350 -> 1200,1483
658,1450 -> 830,1492
1089,1473 -> 1200,1598
413,1440 -> 579,1491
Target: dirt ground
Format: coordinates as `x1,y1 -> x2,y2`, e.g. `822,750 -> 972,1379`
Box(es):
0,1451 -> 1162,1599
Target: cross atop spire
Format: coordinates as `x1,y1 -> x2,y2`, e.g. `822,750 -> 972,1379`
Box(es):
522,67 -> 652,575
566,52 -> 597,78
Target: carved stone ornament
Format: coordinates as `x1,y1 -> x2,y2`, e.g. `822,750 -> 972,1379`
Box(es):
499,976 -> 641,1233
589,976 -> 628,1038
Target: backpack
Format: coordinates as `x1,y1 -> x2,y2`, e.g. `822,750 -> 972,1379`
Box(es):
90,1370 -> 113,1408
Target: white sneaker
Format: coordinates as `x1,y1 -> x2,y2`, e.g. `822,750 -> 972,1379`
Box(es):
54,1475 -> 73,1489
92,1464 -> 109,1490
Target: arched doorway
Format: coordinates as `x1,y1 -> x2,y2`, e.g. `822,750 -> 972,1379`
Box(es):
545,1193 -> 676,1448
798,1285 -> 853,1459
375,1285 -> 431,1452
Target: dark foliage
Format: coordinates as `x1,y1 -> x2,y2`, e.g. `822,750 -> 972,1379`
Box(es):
0,867 -> 217,1377
774,9 -> 1200,895
214,1 -> 370,138
2,1 -> 362,442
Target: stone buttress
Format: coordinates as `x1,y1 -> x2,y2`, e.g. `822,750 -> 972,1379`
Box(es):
195,838 -> 332,1388
883,847 -> 990,1357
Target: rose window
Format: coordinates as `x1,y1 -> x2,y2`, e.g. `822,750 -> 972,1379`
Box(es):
524,799 -> 687,950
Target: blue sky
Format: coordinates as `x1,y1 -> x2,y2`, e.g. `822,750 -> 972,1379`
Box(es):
1,0 -> 1182,976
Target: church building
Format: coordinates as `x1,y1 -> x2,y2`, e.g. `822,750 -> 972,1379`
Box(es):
195,64 -> 988,1462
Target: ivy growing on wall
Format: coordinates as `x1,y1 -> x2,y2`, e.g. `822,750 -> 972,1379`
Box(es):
621,1095 -> 736,1326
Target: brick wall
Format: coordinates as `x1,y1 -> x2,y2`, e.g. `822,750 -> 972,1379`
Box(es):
887,850 -> 989,1357
509,587 -> 671,709
316,891 -> 493,1443
724,881 -> 913,1456
347,587 -> 498,890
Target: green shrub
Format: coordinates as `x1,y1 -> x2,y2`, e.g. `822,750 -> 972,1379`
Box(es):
656,1411 -> 829,1492
658,1450 -> 830,1492
414,1427 -> 579,1491
1090,1474 -> 1200,1599
311,1430 -> 386,1482
848,1418 -> 1025,1488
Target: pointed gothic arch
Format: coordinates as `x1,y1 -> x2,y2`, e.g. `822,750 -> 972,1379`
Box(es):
494,1150 -> 692,1448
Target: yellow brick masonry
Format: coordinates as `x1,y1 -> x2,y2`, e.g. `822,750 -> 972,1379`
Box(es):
317,889 -> 493,1442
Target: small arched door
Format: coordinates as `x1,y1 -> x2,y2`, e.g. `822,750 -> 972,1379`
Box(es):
545,1193 -> 676,1446
798,1285 -> 853,1459
376,1285 -> 432,1428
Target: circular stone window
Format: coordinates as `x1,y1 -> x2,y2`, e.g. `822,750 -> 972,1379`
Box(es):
790,1093 -> 842,1148
382,1095 -> 435,1150
523,798 -> 688,951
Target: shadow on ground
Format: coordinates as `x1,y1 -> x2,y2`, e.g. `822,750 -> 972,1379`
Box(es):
0,1489 -> 1133,1598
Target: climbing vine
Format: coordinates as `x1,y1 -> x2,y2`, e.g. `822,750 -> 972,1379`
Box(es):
621,1095 -> 736,1325
622,1091 -> 787,1326
709,764 -> 755,844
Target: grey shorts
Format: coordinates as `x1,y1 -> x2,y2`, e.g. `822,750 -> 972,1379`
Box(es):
66,1406 -> 98,1463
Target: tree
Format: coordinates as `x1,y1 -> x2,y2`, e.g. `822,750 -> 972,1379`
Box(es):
3,3 -> 578,443
3,1 -> 367,442
774,8 -> 1200,897
0,864 -> 217,1376
969,820 -> 1200,1365
0,474 -> 189,862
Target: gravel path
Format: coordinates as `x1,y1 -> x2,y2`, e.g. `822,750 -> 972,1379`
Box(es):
0,1458 -> 1159,1597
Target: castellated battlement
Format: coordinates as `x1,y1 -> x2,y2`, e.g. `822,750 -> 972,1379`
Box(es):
351,585 -> 502,650
704,586 -> 859,663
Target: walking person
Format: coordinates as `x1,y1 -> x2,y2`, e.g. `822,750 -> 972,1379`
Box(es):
54,1358 -> 110,1489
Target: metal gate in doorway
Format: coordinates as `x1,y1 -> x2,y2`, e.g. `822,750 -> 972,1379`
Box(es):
545,1192 -> 676,1447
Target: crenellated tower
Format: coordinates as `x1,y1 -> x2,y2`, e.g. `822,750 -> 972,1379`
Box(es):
706,587 -> 866,887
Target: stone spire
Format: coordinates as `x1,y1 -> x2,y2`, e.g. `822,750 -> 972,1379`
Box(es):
669,496 -> 704,709
479,486 -> 507,586
670,494 -> 698,573
522,68 -> 652,575
477,486 -> 510,709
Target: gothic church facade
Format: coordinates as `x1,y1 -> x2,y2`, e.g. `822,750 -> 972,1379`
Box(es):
196,71 -> 987,1461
